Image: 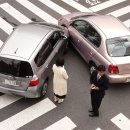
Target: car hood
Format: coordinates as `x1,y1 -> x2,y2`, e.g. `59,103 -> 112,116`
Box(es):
111,56 -> 130,74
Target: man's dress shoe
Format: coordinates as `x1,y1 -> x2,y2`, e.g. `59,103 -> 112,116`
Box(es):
89,113 -> 99,117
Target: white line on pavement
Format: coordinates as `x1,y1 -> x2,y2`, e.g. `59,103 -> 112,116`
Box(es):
62,0 -> 92,12
44,116 -> 77,130
111,113 -> 130,130
96,128 -> 102,130
89,0 -> 127,12
108,5 -> 130,17
0,17 -> 13,34
16,0 -> 57,24
0,3 -> 31,23
123,19 -> 130,27
0,98 -> 56,130
38,0 -> 70,15
0,94 -> 22,109
0,40 -> 3,48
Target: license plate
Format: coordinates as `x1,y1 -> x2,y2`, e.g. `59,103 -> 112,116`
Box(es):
4,79 -> 18,86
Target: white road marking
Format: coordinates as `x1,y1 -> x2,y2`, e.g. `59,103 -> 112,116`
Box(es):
0,40 -> 3,48
89,0 -> 127,12
0,17 -> 13,34
108,5 -> 130,17
123,19 -> 130,27
96,128 -> 102,130
44,116 -> 77,130
0,94 -> 22,109
62,0 -> 92,12
16,0 -> 57,24
0,98 -> 56,130
0,3 -> 31,23
111,113 -> 130,130
86,0 -> 101,6
38,0 -> 70,15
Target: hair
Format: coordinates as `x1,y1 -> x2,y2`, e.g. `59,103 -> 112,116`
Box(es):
56,57 -> 64,67
97,65 -> 106,72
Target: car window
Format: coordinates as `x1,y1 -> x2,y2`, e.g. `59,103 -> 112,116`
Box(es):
72,20 -> 101,47
72,20 -> 89,35
85,24 -> 101,47
48,32 -> 62,48
0,57 -> 33,77
34,41 -> 53,67
106,36 -> 130,57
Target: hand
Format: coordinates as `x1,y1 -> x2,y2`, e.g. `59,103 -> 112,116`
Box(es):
90,84 -> 95,89
91,85 -> 99,90
94,87 -> 99,90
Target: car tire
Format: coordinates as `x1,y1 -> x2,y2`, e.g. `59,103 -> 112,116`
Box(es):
40,79 -> 48,98
89,63 -> 97,75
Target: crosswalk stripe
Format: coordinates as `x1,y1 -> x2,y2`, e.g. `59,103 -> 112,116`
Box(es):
0,17 -> 13,34
61,0 -> 92,12
111,113 -> 130,130
0,94 -> 22,109
108,5 -> 130,17
16,0 -> 57,24
0,3 -> 31,23
89,0 -> 127,12
0,40 -> 3,48
38,0 -> 70,15
96,128 -> 102,130
123,19 -> 130,27
0,98 -> 56,130
44,116 -> 77,130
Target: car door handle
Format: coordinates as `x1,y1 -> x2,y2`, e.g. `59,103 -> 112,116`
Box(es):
90,52 -> 93,55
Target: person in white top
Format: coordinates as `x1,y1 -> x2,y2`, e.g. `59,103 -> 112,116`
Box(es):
52,57 -> 68,103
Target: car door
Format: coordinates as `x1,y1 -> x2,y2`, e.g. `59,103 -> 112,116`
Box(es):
83,21 -> 101,64
34,31 -> 67,83
69,20 -> 101,63
69,20 -> 87,56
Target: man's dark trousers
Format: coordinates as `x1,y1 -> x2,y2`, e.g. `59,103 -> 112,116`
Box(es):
91,90 -> 104,115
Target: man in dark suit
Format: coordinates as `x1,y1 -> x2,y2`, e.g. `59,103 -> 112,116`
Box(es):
89,65 -> 109,117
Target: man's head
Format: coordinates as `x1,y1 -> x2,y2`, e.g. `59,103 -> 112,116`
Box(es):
97,65 -> 106,76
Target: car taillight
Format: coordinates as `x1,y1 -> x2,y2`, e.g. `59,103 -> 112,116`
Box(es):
29,78 -> 39,87
108,65 -> 119,74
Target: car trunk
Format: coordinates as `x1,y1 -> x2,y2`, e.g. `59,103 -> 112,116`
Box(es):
0,57 -> 33,91
111,56 -> 130,74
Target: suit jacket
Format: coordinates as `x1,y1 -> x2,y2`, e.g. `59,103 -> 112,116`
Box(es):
90,70 -> 109,98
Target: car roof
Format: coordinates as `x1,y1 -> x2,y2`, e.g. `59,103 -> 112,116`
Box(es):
86,15 -> 130,38
0,24 -> 52,60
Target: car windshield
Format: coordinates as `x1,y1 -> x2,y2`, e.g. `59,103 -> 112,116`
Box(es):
106,36 -> 130,57
0,57 -> 33,77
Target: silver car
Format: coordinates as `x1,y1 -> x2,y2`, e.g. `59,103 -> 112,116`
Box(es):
58,12 -> 130,83
0,22 -> 68,98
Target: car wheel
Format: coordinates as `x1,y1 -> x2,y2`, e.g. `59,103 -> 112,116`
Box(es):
89,63 -> 97,75
40,80 -> 48,98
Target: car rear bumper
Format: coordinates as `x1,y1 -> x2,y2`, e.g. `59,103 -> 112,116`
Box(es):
0,85 -> 40,98
108,74 -> 130,83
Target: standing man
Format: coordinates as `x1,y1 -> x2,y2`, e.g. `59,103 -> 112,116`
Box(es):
89,65 -> 109,117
